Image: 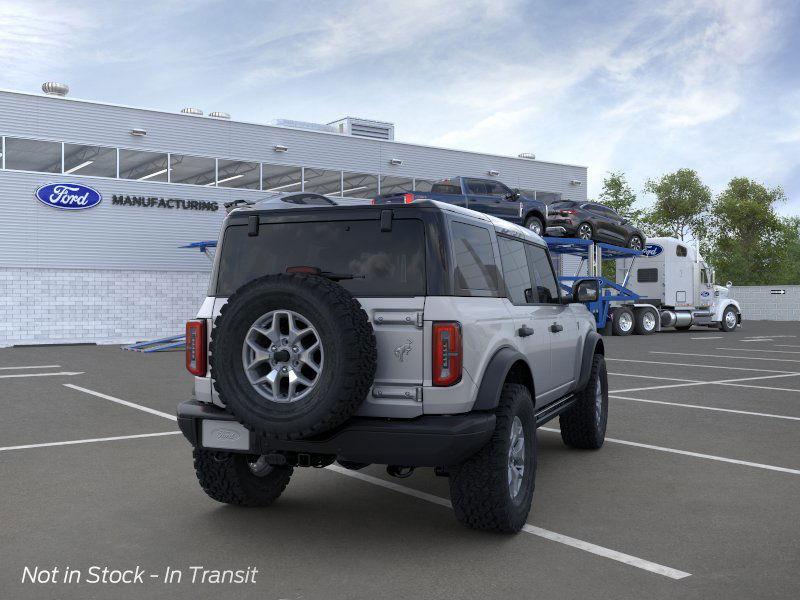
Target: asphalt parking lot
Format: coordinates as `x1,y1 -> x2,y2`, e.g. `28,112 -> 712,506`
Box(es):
2,321 -> 799,600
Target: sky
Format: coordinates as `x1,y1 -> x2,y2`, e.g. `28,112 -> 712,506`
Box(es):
1,0 -> 799,213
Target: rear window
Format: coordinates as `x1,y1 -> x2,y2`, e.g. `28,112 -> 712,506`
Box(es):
430,180 -> 462,195
215,219 -> 426,297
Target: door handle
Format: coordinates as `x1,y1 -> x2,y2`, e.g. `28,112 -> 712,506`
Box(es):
550,322 -> 564,333
517,325 -> 534,338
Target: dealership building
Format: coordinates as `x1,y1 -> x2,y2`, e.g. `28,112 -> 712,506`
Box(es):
0,85 -> 588,347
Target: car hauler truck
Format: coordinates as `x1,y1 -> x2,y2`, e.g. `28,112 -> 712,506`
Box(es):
546,236 -> 742,335
615,237 -> 741,333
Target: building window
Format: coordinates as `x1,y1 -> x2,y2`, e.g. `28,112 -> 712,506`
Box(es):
170,154 -> 216,186
119,149 -> 169,182
262,163 -> 302,192
341,172 -> 378,198
4,138 -> 61,173
63,144 -> 117,177
217,159 -> 260,189
379,175 -> 413,195
414,178 -> 436,192
304,168 -> 342,196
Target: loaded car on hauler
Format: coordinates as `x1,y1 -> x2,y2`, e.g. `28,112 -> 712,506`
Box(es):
178,196 -> 607,533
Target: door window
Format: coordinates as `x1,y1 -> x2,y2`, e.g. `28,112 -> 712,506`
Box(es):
465,179 -> 489,195
498,237 -> 533,304
525,245 -> 561,304
484,181 -> 512,197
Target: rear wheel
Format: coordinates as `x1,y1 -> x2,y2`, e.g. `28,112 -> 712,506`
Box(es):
576,222 -> 593,240
524,216 -> 544,236
193,449 -> 293,507
611,307 -> 634,336
560,354 -> 607,449
627,235 -> 644,251
449,383 -> 536,533
719,307 -> 738,332
634,308 -> 657,335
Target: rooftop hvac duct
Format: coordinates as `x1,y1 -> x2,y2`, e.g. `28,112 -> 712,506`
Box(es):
518,152 -> 536,160
42,82 -> 69,96
181,107 -> 203,116
209,111 -> 230,119
269,119 -> 337,134
328,117 -> 395,141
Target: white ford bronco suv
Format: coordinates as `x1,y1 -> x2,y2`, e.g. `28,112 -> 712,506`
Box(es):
178,198 -> 607,533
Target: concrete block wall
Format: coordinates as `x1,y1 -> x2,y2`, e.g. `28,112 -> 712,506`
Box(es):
729,285 -> 800,322
0,268 -> 210,347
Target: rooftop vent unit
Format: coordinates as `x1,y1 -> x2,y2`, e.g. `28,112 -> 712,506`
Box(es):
269,119 -> 337,134
209,111 -> 230,119
180,107 -> 203,116
42,82 -> 69,97
329,117 -> 394,141
518,152 -> 536,160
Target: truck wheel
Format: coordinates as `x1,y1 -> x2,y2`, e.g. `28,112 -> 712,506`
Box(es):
611,307 -> 634,336
719,306 -> 738,332
524,216 -> 544,236
449,383 -> 536,533
211,273 -> 377,440
633,308 -> 657,335
560,354 -> 607,449
193,449 -> 293,507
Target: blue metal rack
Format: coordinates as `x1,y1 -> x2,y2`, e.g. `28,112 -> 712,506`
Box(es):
543,237 -> 642,329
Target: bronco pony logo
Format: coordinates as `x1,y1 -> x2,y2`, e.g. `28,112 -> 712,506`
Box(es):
394,338 -> 413,362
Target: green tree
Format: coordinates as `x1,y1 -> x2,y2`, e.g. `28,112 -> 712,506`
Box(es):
642,169 -> 711,241
598,171 -> 643,226
706,177 -> 790,285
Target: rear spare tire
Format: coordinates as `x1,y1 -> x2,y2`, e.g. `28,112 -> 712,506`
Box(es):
211,273 -> 377,440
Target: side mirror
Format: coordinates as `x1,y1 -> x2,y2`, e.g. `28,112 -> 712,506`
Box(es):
572,279 -> 599,303
505,191 -> 520,201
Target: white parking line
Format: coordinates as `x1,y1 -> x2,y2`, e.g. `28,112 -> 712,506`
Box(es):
650,351 -> 800,363
64,384 -> 178,421
0,431 -> 181,453
716,348 -> 800,354
325,464 -> 691,580
609,373 -> 701,383
776,345 -> 800,349
0,371 -> 84,379
610,395 -> 800,421
540,428 -> 800,476
608,358 -> 796,374
611,372 -> 800,394
0,365 -> 61,370
690,336 -> 723,340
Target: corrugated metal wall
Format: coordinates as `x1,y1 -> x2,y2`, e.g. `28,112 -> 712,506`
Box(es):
0,89 -> 587,272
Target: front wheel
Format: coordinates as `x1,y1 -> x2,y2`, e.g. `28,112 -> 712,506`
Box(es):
449,383 -> 536,533
576,222 -> 593,240
524,216 -> 544,236
719,307 -> 738,332
560,354 -> 608,449
627,235 -> 644,251
193,449 -> 293,506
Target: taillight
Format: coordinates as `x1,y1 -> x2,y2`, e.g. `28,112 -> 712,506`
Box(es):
186,320 -> 207,376
403,193 -> 415,204
371,198 -> 377,205
560,209 -> 577,215
432,321 -> 462,386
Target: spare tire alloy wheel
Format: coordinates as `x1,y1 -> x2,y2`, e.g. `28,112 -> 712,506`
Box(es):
211,273 -> 377,440
243,309 -> 323,403
577,223 -> 593,240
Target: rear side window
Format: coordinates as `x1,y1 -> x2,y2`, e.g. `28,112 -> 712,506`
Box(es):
430,180 -> 462,195
451,222 -> 499,293
498,237 -> 533,304
638,268 -> 658,283
215,219 -> 426,297
525,244 -> 560,304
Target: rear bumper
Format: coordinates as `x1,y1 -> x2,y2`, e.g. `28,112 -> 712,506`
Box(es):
177,400 -> 495,467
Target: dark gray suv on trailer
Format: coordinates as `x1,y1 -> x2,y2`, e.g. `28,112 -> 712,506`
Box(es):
547,200 -> 646,249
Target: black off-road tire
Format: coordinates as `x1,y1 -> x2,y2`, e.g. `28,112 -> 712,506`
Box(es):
449,384 -> 537,533
524,216 -> 545,236
560,354 -> 608,449
611,307 -> 634,336
193,449 -> 293,507
211,273 -> 377,440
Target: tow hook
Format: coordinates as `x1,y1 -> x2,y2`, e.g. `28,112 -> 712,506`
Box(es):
386,465 -> 415,478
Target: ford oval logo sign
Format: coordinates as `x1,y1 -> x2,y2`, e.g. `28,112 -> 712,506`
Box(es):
642,244 -> 663,257
35,183 -> 102,210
